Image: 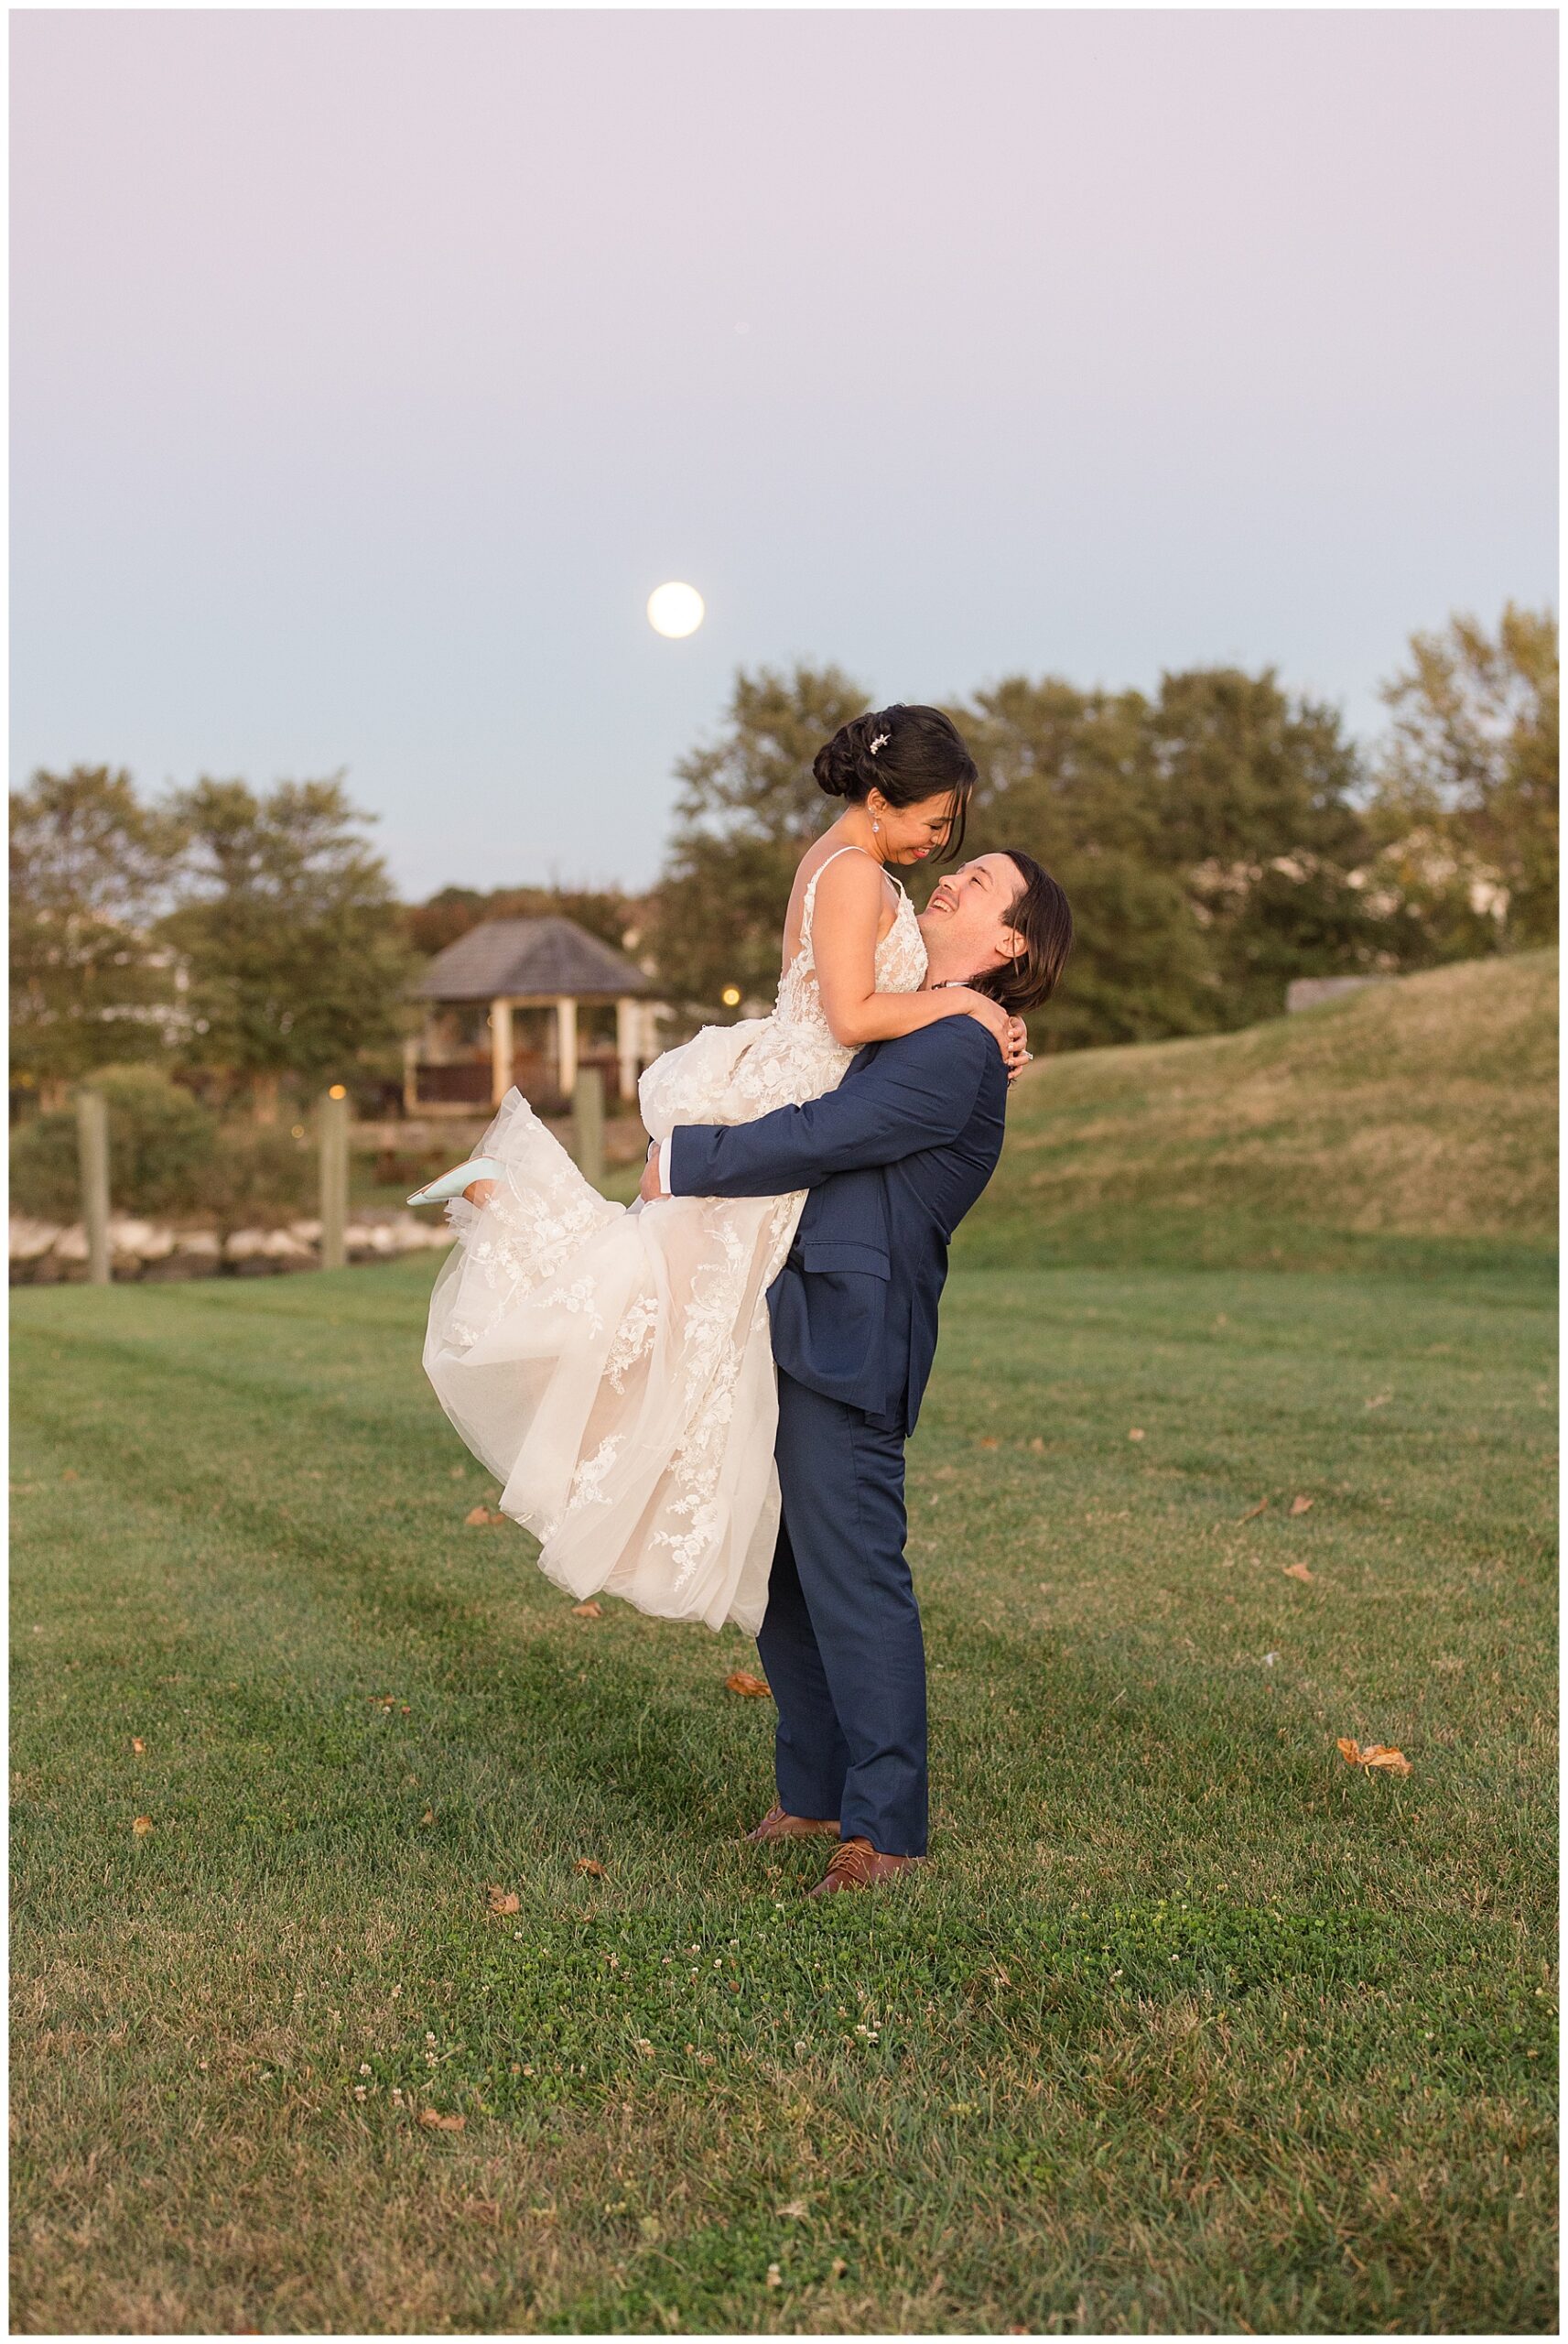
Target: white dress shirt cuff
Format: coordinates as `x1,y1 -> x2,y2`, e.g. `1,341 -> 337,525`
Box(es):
657,1136 -> 673,1196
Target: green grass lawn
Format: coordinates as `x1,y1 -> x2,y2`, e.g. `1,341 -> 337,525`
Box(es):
11,1241 -> 1556,2333
975,949 -> 1557,1277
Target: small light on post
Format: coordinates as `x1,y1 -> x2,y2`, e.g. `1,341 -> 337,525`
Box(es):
328,1083 -> 347,1101
720,987 -> 741,1009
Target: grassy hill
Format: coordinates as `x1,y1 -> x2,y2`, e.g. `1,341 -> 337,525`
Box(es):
963,950 -> 1558,1278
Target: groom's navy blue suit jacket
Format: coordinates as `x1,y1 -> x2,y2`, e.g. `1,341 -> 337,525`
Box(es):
668,1016 -> 1008,1436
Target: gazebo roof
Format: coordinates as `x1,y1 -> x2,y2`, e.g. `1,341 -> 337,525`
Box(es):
416,917 -> 654,1003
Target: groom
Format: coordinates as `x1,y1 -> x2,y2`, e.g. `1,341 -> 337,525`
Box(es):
641,851 -> 1074,1894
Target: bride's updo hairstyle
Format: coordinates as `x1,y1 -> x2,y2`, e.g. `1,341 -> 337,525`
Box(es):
813,703 -> 977,861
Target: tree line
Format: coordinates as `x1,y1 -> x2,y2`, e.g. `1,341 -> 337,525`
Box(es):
10,604 -> 1556,1115
654,605 -> 1557,1047
10,773 -> 416,1114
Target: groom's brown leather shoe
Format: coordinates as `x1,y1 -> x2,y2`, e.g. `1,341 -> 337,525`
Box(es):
807,1836 -> 918,1896
744,1801 -> 841,1844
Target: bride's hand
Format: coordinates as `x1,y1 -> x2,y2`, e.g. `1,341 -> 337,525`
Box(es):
1002,1014 -> 1032,1083
949,987 -> 1015,1058
638,1141 -> 665,1205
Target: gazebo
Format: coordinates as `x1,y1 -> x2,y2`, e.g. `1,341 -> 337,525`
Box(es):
406,917 -> 661,1114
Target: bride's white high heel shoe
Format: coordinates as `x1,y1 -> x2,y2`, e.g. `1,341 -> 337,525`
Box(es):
406,1156 -> 505,1207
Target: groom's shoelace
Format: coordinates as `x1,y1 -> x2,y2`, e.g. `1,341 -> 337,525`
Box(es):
823,1838 -> 880,1884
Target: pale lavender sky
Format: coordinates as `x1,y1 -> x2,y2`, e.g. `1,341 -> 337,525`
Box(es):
11,9 -> 1558,897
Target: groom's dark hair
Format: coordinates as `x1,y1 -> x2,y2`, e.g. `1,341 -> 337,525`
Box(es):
968,852 -> 1075,1015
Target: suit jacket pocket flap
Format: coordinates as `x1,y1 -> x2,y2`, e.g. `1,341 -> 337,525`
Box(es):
794,1238 -> 891,1281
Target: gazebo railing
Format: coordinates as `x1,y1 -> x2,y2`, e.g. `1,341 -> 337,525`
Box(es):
407,1046 -> 626,1116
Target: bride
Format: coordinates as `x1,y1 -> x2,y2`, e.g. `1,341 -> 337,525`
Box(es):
413,703 -> 1027,1634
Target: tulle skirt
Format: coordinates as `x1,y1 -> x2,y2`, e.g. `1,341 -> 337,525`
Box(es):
422,1014 -> 850,1633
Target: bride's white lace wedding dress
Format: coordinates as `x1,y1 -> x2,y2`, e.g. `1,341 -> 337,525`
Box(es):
422,847 -> 929,1634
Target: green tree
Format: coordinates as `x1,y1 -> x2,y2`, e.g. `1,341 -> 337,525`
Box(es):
1371,603 -> 1558,949
652,663 -> 871,1011
1024,850 -> 1220,1049
1146,668 -> 1386,1028
160,776 -> 416,1119
9,766 -> 187,1105
1149,667 -> 1367,870
957,678 -> 1221,1046
957,668 -> 1383,1040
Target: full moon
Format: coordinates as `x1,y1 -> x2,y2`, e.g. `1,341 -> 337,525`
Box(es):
647,581 -> 705,638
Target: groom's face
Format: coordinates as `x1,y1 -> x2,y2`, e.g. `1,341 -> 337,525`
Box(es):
918,853 -> 1026,981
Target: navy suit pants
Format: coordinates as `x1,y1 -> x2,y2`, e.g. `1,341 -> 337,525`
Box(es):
758,1367 -> 928,1857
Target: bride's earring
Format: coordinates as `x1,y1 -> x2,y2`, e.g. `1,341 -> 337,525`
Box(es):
871,819 -> 880,834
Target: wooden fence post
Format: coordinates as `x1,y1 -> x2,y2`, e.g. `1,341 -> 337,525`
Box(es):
572,1066 -> 605,1191
319,1089 -> 350,1271
76,1088 -> 112,1286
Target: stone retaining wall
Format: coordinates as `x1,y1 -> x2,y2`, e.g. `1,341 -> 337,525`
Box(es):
9,1210 -> 456,1284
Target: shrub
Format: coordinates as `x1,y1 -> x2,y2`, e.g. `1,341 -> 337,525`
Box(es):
9,1067 -> 317,1231
10,1067 -> 217,1220
202,1126 -> 318,1236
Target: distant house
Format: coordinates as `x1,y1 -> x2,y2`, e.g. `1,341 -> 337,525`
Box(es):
1284,975 -> 1390,1015
407,917 -> 662,1114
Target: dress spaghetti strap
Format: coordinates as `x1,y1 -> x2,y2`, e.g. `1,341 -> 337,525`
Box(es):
797,842 -> 895,950
804,841 -> 875,901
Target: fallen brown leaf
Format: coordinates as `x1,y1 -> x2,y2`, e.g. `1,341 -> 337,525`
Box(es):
1238,1497 -> 1270,1522
1282,1561 -> 1314,1583
1289,1494 -> 1314,1516
419,1807 -> 434,1825
575,1857 -> 605,1876
1028,1436 -> 1045,1454
1336,1736 -> 1411,1777
725,1670 -> 772,1698
130,1737 -> 146,1754
1128,1427 -> 1145,1442
978,1437 -> 1000,1451
419,2108 -> 465,2132
486,1885 -> 520,1915
570,1600 -> 603,1619
132,1815 -> 154,1836
463,1503 -> 492,1526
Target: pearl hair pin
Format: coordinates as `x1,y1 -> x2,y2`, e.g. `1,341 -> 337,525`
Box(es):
869,733 -> 890,754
